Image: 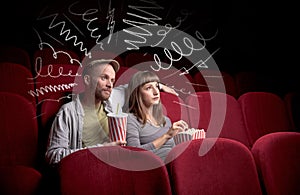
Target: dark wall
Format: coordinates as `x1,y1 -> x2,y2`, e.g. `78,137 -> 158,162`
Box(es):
0,0 -> 297,78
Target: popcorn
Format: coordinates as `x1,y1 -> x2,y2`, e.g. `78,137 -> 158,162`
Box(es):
173,128 -> 206,145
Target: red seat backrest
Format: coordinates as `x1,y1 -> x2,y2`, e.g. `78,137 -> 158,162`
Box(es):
0,62 -> 36,106
0,92 -> 38,167
165,138 -> 262,195
251,132 -> 300,195
185,91 -> 250,148
59,146 -> 172,195
160,92 -> 189,123
238,92 -> 293,147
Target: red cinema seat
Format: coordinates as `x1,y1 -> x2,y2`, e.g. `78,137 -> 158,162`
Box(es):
59,146 -> 172,195
185,91 -> 250,148
0,62 -> 36,106
238,92 -> 293,147
0,45 -> 32,71
165,138 -> 262,195
160,91 -> 189,123
251,132 -> 300,195
0,92 -> 42,195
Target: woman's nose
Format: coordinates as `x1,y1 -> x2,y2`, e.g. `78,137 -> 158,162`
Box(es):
153,87 -> 159,94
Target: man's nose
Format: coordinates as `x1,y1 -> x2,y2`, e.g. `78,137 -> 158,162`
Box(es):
106,80 -> 113,88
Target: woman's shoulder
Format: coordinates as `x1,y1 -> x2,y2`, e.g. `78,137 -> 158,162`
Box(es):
164,116 -> 172,125
127,113 -> 137,120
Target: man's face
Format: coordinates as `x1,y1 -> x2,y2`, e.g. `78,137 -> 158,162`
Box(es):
89,64 -> 116,101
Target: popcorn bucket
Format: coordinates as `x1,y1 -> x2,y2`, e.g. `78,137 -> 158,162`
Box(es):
192,129 -> 206,139
107,113 -> 128,142
173,128 -> 206,145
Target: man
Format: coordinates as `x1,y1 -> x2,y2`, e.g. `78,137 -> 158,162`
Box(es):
45,59 -> 124,166
46,59 -> 178,166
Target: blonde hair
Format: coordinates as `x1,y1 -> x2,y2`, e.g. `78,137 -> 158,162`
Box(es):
127,71 -> 166,126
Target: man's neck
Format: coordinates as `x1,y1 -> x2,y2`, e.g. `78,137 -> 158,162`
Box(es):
80,93 -> 102,109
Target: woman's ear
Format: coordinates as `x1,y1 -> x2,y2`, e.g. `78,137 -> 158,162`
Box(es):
84,75 -> 90,85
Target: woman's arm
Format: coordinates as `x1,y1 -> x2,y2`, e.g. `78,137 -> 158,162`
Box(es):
159,83 -> 178,96
152,119 -> 187,149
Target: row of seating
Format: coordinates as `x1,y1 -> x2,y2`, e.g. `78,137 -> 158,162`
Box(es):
0,79 -> 298,159
58,132 -> 300,195
1,45 -> 299,194
0,90 -> 299,194
0,60 -> 298,149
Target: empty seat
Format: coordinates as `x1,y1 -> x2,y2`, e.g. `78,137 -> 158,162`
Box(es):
160,92 -> 189,123
0,92 -> 41,194
59,146 -> 172,195
284,91 -> 300,131
0,92 -> 38,167
0,165 -> 42,195
0,45 -> 32,71
185,91 -> 250,147
165,138 -> 262,195
251,131 -> 300,195
238,92 -> 293,147
194,70 -> 238,98
0,62 -> 36,106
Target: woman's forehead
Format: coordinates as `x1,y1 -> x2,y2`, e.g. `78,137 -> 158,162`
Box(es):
142,81 -> 158,86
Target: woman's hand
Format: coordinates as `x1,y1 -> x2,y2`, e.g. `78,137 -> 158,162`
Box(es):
103,140 -> 127,146
166,120 -> 189,137
159,83 -> 179,96
153,120 -> 189,149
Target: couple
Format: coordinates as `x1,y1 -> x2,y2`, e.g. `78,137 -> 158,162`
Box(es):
45,59 -> 189,166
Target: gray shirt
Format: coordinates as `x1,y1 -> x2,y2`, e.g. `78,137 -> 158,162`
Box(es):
45,84 -> 128,166
126,113 -> 175,161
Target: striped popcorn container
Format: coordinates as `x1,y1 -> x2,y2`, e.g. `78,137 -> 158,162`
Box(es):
192,129 -> 206,139
107,113 -> 128,142
173,133 -> 193,145
173,128 -> 206,145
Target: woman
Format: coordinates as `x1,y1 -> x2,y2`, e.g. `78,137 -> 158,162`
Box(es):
126,71 -> 189,161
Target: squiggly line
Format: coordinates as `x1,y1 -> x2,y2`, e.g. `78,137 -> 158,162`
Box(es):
35,93 -> 75,107
36,12 -> 91,57
106,0 -> 116,44
28,83 -> 78,97
123,1 -> 163,50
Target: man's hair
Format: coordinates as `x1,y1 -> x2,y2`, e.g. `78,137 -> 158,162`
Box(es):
82,59 -> 120,77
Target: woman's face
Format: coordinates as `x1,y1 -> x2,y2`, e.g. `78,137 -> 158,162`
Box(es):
139,81 -> 160,108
